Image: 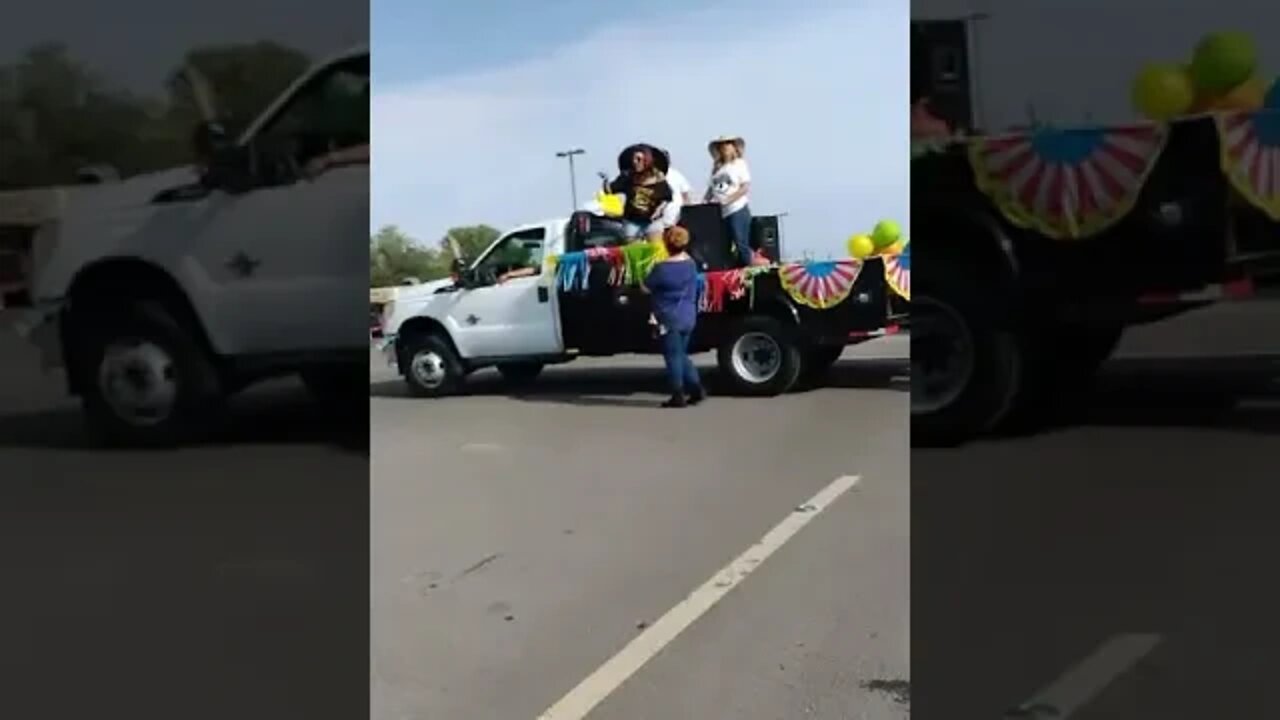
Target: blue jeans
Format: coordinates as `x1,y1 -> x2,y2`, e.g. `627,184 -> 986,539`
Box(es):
724,206 -> 753,266
659,328 -> 702,397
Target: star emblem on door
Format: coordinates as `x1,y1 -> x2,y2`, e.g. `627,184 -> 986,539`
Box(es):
226,251 -> 261,278
465,314 -> 480,326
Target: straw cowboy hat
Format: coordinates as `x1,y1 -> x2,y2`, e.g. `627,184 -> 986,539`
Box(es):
707,135 -> 746,156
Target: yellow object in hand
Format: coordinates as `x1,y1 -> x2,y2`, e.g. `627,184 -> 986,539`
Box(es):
598,192 -> 625,218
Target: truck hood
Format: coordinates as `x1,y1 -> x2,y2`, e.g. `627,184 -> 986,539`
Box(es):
30,165 -> 202,299
383,278 -> 459,334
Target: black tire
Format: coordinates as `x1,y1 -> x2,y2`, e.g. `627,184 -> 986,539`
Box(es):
399,332 -> 466,398
911,267 -> 1023,447
73,300 -> 224,447
301,364 -> 367,406
800,344 -> 846,384
716,315 -> 803,396
999,323 -> 1122,432
497,362 -> 544,385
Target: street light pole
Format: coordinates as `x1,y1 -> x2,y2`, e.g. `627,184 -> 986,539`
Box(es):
555,148 -> 586,212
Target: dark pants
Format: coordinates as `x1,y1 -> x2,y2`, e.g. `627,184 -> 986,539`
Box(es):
725,205 -> 753,266
659,327 -> 702,396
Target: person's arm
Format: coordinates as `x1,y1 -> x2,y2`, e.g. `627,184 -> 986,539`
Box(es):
304,143 -> 369,178
650,183 -> 674,220
607,176 -> 627,194
497,266 -> 537,283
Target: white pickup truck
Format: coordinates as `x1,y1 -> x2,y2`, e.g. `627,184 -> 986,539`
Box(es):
380,211 -> 904,397
18,46 -> 370,445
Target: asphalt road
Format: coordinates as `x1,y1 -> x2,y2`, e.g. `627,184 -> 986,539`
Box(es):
371,337 -> 910,720
913,301 -> 1280,719
0,314 -> 368,720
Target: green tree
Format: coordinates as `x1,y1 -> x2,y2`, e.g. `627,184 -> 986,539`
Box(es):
0,40 -> 312,188
164,41 -> 312,142
370,225 -> 447,287
440,224 -> 501,264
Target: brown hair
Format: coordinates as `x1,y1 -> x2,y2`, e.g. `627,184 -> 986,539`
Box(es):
663,226 -> 690,253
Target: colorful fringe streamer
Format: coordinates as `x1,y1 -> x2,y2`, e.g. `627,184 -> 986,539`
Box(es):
700,268 -> 747,312
555,251 -> 590,292
584,246 -> 627,286
621,242 -> 661,284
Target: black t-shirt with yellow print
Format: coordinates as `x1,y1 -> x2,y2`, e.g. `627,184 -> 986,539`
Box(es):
608,175 -> 673,224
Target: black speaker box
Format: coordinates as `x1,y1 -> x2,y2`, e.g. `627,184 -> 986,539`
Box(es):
750,215 -> 781,263
678,203 -> 735,271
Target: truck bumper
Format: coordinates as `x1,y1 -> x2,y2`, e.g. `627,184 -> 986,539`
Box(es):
13,298 -> 64,370
376,334 -> 398,369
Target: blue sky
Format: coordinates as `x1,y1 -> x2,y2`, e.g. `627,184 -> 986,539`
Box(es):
372,0 -> 909,258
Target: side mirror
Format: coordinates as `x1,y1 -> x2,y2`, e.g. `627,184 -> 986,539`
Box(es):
201,144 -> 255,193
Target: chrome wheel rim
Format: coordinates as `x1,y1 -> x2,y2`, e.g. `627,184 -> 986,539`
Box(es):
410,349 -> 447,388
97,340 -> 179,426
731,331 -> 782,384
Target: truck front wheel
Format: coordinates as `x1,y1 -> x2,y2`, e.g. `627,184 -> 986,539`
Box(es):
400,333 -> 466,398
74,300 -> 224,447
717,316 -> 803,396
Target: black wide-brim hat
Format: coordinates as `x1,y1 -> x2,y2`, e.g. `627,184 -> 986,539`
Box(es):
617,143 -> 670,174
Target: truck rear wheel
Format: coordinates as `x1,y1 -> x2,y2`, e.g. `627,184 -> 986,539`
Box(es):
999,323 -> 1123,432
717,316 -> 803,396
912,272 -> 1023,447
75,300 -> 224,447
400,333 -> 466,398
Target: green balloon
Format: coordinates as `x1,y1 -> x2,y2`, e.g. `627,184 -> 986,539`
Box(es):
871,220 -> 901,249
1190,31 -> 1257,95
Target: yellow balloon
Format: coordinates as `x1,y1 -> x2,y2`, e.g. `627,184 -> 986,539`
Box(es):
1132,63 -> 1195,120
1205,75 -> 1267,111
847,234 -> 875,259
884,240 -> 906,256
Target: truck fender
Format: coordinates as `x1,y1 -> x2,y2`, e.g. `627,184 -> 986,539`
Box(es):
393,316 -> 459,370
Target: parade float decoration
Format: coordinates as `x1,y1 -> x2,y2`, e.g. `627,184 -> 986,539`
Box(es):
778,260 -> 863,310
1217,83 -> 1280,220
969,123 -> 1169,239
920,30 -> 1280,238
547,216 -> 910,312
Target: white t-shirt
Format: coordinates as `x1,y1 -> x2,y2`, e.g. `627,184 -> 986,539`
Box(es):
708,158 -> 751,217
665,167 -> 693,202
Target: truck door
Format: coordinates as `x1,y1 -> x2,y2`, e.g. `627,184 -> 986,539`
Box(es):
185,53 -> 370,355
446,227 -> 562,359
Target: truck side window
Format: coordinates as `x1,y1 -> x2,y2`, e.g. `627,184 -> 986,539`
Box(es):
253,56 -> 370,168
477,229 -> 545,276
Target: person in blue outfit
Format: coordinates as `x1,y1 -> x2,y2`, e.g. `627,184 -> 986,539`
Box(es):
641,226 -> 707,408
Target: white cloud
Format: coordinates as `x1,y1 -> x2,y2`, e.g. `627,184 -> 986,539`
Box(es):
372,1 -> 908,258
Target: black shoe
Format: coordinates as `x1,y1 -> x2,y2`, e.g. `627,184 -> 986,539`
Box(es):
687,387 -> 706,405
661,395 -> 687,408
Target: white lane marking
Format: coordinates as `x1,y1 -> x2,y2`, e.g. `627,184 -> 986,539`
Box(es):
537,474 -> 861,720
1006,633 -> 1162,719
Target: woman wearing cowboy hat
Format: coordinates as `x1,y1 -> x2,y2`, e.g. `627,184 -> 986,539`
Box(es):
704,135 -> 753,266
